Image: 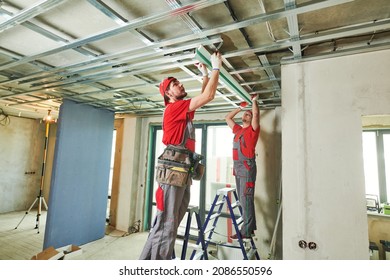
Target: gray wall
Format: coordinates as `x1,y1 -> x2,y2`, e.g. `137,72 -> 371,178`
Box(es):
0,116 -> 46,213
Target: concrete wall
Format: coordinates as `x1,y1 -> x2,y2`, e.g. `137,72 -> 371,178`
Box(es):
282,49 -> 390,259
256,108 -> 282,259
0,116 -> 46,213
110,116 -> 142,232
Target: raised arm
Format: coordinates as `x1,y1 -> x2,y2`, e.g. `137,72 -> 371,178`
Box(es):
225,102 -> 246,129
251,95 -> 259,130
225,108 -> 240,129
196,63 -> 209,94
189,52 -> 222,112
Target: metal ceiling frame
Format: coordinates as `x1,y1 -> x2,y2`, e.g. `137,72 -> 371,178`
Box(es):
195,45 -> 253,103
0,0 -> 68,32
0,0 -> 389,118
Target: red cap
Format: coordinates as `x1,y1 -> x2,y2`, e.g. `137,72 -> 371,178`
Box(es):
159,77 -> 175,106
239,101 -> 248,108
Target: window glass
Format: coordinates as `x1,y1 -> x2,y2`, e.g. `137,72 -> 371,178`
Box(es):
151,128 -> 202,231
362,130 -> 390,205
149,124 -> 238,243
383,134 -> 390,200
362,131 -> 380,197
107,130 -> 117,222
151,130 -> 164,222
204,126 -> 236,242
206,126 -> 234,211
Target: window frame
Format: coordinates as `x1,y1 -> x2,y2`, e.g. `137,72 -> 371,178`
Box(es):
143,122 -> 231,230
362,129 -> 390,204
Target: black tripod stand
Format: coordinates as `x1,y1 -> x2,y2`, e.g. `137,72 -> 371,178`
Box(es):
15,116 -> 52,234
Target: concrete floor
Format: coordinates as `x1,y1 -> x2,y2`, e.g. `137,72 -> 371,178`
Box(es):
0,210 -> 194,260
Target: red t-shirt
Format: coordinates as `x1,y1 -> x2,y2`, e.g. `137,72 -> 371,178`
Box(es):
232,124 -> 260,159
162,99 -> 195,152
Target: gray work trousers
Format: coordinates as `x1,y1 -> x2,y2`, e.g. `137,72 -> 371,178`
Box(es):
139,183 -> 190,260
235,175 -> 256,236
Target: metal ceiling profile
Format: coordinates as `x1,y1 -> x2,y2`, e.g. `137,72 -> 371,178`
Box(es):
0,0 -> 67,32
0,0 -> 389,119
195,45 -> 253,104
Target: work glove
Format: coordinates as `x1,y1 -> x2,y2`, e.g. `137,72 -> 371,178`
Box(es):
196,63 -> 208,77
239,101 -> 248,109
211,51 -> 222,70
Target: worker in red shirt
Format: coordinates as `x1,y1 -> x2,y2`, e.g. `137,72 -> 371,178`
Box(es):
225,95 -> 260,239
140,51 -> 222,260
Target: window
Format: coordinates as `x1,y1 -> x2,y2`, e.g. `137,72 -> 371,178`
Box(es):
205,125 -> 236,243
362,130 -> 390,204
147,123 -> 237,240
150,127 -> 203,233
107,130 -> 117,223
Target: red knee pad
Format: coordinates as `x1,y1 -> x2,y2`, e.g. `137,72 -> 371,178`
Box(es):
156,186 -> 164,211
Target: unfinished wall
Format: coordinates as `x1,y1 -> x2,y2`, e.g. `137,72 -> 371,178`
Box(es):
0,116 -> 45,213
256,107 -> 282,259
282,48 -> 390,259
111,116 -> 142,232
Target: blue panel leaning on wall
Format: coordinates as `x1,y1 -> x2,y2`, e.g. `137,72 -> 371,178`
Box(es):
43,99 -> 114,250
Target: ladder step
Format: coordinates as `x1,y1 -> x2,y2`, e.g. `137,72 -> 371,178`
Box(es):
235,217 -> 243,225
204,226 -> 216,235
192,251 -> 205,260
176,239 -> 202,249
217,187 -> 236,195
175,239 -> 185,246
177,228 -> 199,237
215,199 -> 224,206
209,212 -> 221,220
246,248 -> 257,260
186,205 -> 199,214
231,201 -> 240,208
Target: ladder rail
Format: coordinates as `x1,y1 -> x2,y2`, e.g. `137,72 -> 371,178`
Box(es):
176,206 -> 207,260
194,210 -> 208,260
181,212 -> 192,260
189,194 -> 219,260
225,194 -> 249,259
192,194 -> 227,259
206,197 -> 226,242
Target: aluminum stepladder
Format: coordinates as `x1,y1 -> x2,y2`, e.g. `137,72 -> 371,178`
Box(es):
173,205 -> 208,260
190,187 -> 260,260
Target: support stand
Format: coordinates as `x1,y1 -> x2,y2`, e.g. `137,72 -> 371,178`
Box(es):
15,189 -> 48,233
15,119 -> 51,234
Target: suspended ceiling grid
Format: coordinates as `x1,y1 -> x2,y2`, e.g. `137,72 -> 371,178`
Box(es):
0,0 -> 389,120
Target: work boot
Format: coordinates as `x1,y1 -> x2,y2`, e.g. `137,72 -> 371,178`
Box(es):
230,233 -> 251,240
230,234 -> 238,240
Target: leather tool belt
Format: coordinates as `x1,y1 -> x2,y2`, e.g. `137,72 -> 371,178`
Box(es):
155,145 -> 204,187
